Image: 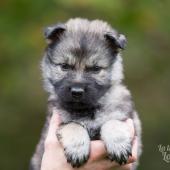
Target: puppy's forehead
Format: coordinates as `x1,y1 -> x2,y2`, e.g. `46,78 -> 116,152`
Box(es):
52,32 -> 112,67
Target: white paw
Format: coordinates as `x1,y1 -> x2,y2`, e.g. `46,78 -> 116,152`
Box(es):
101,120 -> 133,165
106,139 -> 132,165
57,123 -> 90,167
64,140 -> 90,167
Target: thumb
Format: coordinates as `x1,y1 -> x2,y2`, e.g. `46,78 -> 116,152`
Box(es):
45,109 -> 61,144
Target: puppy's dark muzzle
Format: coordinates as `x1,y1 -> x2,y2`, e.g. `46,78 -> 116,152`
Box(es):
71,87 -> 84,99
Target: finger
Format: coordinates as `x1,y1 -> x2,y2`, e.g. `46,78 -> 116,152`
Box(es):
119,163 -> 132,170
88,140 -> 107,162
87,159 -> 133,170
126,119 -> 135,138
128,136 -> 138,163
45,110 -> 61,148
47,110 -> 61,138
84,158 -> 119,170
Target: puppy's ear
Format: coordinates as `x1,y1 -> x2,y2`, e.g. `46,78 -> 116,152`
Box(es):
104,32 -> 127,50
44,23 -> 66,44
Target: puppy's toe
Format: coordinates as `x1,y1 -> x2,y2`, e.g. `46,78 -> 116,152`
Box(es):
106,141 -> 132,165
64,143 -> 90,167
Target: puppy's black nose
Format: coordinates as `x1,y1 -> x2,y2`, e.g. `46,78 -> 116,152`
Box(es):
71,87 -> 84,99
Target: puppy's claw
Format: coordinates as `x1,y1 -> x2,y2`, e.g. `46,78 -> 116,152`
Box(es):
107,145 -> 132,165
65,148 -> 89,167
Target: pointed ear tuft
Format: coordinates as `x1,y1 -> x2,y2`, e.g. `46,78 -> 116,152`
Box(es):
44,23 -> 66,44
104,32 -> 127,50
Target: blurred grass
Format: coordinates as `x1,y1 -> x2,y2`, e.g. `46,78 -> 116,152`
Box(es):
0,0 -> 170,169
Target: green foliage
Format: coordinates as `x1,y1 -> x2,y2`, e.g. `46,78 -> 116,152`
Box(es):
0,0 -> 170,169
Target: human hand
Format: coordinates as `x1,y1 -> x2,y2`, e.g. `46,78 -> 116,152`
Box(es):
41,112 -> 137,170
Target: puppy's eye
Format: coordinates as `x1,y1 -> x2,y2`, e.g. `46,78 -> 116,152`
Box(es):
85,66 -> 102,73
59,63 -> 73,71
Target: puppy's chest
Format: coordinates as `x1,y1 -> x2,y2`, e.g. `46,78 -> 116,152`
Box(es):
82,120 -> 101,140
60,106 -> 129,140
70,113 -> 109,140
64,113 -> 103,140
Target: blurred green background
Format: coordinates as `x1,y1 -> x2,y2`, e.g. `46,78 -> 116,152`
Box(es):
0,0 -> 170,169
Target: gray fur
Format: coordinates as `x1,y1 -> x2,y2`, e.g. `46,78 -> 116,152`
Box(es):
30,18 -> 142,170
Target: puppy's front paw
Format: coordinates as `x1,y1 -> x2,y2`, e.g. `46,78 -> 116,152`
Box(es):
101,120 -> 133,165
57,123 -> 90,167
106,140 -> 132,165
64,140 -> 90,167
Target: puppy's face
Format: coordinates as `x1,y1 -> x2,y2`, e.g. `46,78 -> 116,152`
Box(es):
41,19 -> 126,112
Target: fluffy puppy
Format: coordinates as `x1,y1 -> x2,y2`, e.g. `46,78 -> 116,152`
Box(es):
30,18 -> 142,170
